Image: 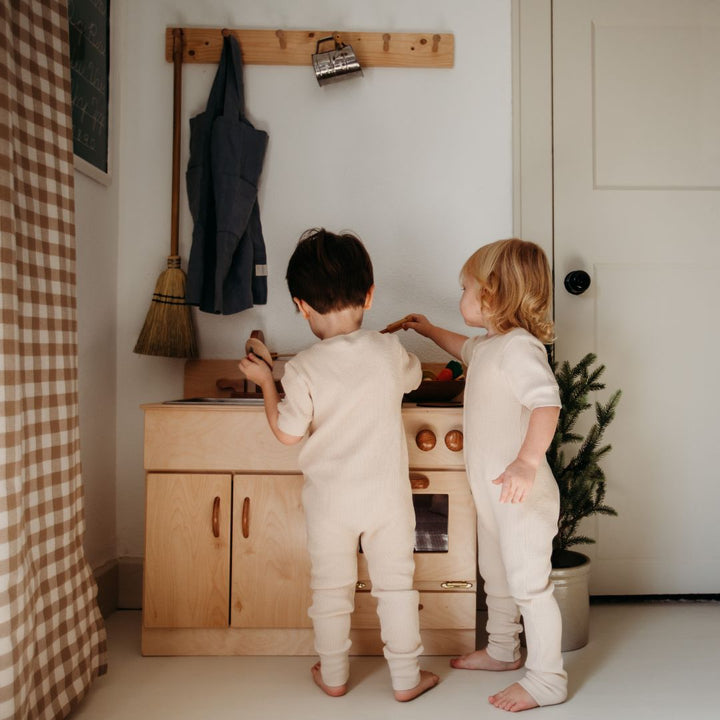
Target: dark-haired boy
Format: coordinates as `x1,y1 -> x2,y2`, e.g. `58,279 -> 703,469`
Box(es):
240,228 -> 438,701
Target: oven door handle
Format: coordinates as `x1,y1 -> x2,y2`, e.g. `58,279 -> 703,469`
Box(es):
441,581 -> 474,589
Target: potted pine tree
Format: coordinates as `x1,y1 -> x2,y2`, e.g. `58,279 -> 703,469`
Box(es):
546,352 -> 621,650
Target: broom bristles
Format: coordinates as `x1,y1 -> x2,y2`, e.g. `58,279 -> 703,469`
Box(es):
134,258 -> 198,358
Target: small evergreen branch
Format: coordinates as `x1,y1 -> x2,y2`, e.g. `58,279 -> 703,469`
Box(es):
547,353 -> 621,552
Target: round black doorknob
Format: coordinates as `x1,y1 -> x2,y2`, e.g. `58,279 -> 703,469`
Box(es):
564,270 -> 591,295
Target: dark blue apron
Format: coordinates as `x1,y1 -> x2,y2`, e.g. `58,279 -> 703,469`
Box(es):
185,34 -> 269,314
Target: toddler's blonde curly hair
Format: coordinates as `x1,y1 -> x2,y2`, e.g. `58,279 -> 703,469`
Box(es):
461,238 -> 554,343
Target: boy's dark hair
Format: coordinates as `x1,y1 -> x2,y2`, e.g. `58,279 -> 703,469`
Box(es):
286,228 -> 374,313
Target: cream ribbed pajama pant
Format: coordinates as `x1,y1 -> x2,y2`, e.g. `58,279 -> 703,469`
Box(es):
303,491 -> 423,692
472,470 -> 568,706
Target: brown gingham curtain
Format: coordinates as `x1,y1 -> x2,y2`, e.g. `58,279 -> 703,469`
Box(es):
0,1 -> 108,719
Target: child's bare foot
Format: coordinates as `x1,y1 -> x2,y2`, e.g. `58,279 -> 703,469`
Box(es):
310,662 -> 347,697
394,670 -> 440,702
488,682 -> 538,712
450,648 -> 523,671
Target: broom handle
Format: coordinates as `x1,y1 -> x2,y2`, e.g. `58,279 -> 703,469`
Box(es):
170,28 -> 183,258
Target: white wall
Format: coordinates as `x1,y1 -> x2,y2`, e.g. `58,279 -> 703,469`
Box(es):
75,1 -> 122,571
114,0 -> 513,561
76,167 -> 119,570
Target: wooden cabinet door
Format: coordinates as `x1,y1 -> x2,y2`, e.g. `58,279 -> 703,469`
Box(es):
231,474 -> 312,628
144,473 -> 231,628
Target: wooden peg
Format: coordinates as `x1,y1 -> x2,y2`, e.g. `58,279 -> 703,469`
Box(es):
383,33 -> 391,51
221,28 -> 230,38
275,29 -> 286,49
432,34 -> 441,52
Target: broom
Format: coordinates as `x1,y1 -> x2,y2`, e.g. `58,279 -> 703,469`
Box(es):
134,28 -> 198,358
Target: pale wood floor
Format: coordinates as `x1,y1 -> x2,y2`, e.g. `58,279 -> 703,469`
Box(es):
71,602 -> 719,719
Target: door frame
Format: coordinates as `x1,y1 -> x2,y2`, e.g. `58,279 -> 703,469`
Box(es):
511,0 -> 553,262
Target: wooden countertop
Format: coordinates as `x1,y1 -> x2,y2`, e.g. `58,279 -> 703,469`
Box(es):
142,402 -> 465,472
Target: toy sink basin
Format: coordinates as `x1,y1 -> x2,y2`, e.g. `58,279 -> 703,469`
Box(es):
403,380 -> 465,403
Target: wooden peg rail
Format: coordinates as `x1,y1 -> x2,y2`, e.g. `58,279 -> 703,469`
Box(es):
165,27 -> 454,68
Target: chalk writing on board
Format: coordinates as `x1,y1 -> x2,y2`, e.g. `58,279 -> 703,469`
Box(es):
69,0 -> 110,174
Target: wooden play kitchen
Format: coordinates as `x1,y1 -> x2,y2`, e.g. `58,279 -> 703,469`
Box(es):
140,27 -> 466,656
140,357 -> 475,656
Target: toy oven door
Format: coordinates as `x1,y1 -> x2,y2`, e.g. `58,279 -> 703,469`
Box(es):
357,471 -> 476,591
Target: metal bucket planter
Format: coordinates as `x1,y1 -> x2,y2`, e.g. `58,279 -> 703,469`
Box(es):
551,552 -> 591,651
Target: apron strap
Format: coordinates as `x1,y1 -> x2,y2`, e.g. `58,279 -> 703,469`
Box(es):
203,36 -> 229,114
202,34 -> 246,118
223,34 -> 246,118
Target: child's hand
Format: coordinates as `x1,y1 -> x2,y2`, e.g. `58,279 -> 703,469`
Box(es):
401,313 -> 435,338
400,314 -> 469,359
239,354 -> 273,386
492,458 -> 536,503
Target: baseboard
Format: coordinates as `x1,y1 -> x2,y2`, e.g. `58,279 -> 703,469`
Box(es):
94,559 -> 119,618
591,594 -> 720,603
118,556 -> 144,609
93,556 -> 144,617
96,561 -> 719,620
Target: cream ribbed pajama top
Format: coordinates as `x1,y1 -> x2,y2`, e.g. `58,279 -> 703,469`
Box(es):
462,328 -> 568,706
277,329 -> 423,691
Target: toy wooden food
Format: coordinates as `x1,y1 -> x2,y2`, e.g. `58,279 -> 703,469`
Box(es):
245,336 -> 273,368
380,314 -> 414,334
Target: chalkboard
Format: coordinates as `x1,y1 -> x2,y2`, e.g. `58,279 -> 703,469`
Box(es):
69,0 -> 110,180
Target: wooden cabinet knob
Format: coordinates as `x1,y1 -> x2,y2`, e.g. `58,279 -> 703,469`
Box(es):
445,429 -> 463,452
415,429 -> 436,451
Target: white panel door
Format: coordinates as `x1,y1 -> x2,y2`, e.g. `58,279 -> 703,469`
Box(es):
553,0 -> 720,593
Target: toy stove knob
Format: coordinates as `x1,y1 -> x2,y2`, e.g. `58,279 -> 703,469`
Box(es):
445,429 -> 463,452
415,429 -> 436,451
